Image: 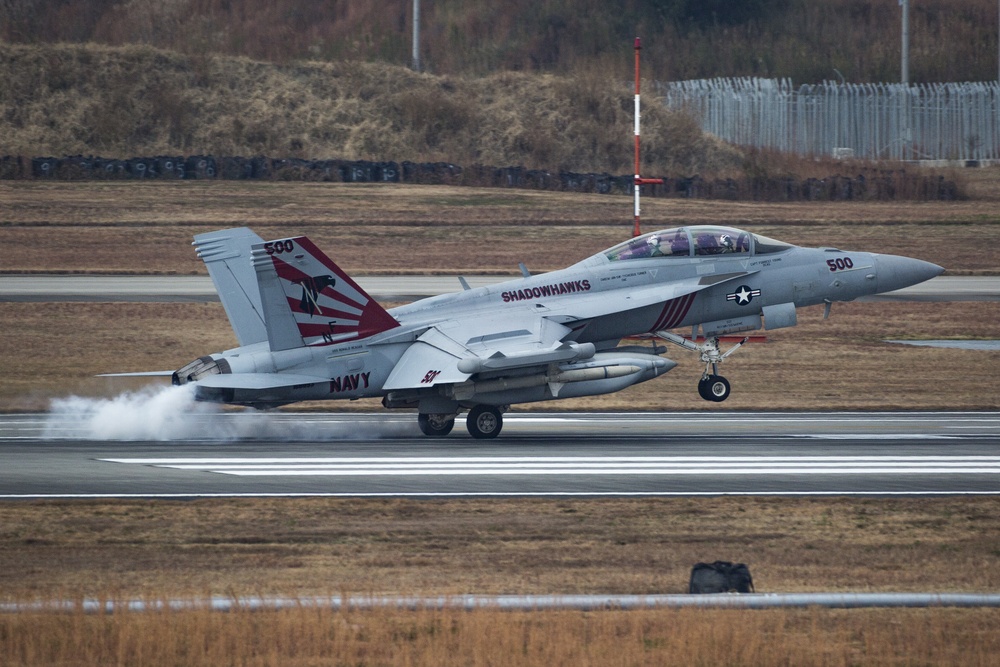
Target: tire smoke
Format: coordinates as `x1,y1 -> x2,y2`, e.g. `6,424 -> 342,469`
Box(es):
44,384 -> 224,441
43,384 -> 416,441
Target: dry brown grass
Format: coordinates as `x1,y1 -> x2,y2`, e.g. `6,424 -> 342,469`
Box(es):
3,497 -> 1000,598
2,180 -> 999,275
4,606 -> 1000,667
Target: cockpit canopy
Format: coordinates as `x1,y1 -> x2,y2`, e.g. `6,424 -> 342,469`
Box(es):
604,226 -> 791,262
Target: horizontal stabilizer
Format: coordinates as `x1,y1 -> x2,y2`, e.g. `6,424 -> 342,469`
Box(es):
97,371 -> 174,378
196,373 -> 329,390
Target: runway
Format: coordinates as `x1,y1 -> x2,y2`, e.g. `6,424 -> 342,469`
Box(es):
3,412 -> 1000,498
1,275 -> 997,302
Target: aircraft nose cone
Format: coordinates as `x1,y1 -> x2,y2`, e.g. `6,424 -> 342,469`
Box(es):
875,255 -> 944,294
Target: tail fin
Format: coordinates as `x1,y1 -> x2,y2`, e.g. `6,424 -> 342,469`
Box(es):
251,236 -> 400,351
193,228 -> 267,346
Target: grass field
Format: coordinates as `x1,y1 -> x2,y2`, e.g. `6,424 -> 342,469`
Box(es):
2,178 -> 1000,664
3,179 -> 1000,275
3,497 -> 1000,665
4,497 -> 1000,598
5,606 -> 999,666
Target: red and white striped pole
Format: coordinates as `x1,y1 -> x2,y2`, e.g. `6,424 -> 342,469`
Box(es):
633,37 -> 663,238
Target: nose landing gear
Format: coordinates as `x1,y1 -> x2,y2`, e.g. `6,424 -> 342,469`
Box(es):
698,374 -> 731,402
656,331 -> 748,403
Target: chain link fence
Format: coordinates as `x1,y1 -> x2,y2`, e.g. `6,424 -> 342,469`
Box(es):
662,78 -> 1000,162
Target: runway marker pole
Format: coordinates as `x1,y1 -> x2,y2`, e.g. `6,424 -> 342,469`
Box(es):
633,38 -> 663,238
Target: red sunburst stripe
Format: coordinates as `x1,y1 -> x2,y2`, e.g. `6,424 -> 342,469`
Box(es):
650,293 -> 696,332
284,296 -> 360,321
273,258 -> 367,312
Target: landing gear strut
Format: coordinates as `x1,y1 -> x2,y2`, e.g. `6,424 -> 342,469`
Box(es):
656,331 -> 748,403
466,405 -> 503,439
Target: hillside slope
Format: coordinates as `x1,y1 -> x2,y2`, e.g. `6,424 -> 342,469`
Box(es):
0,43 -> 738,173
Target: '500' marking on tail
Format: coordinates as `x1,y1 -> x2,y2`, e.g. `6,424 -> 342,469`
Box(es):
264,240 -> 295,255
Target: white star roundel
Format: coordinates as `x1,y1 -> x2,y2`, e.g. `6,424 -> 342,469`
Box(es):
726,285 -> 761,305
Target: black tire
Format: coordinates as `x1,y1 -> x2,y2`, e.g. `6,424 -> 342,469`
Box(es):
418,413 -> 454,437
705,375 -> 731,402
697,377 -> 712,401
466,405 -> 503,439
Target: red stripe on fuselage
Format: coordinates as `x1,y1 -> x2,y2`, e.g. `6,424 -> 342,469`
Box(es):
651,299 -> 679,331
650,292 -> 696,332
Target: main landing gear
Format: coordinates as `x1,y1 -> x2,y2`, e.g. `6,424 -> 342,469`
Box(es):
656,331 -> 748,403
466,405 -> 504,439
417,405 -> 504,439
417,412 -> 455,437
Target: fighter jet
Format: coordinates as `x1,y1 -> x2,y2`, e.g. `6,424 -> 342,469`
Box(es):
169,226 -> 941,438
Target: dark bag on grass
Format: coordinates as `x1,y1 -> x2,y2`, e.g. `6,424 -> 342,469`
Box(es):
688,561 -> 755,594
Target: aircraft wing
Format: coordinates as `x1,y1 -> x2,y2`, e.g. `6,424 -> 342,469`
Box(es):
381,327 -> 472,390
381,316 -> 585,390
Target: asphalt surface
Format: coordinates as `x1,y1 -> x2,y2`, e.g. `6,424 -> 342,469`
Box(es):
1,275 -> 997,302
4,412 -> 1000,498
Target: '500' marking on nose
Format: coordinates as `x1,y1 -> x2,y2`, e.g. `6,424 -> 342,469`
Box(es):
827,257 -> 854,272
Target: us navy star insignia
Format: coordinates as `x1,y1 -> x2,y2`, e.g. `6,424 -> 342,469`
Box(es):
726,285 -> 761,305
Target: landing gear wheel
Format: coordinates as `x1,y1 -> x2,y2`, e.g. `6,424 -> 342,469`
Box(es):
418,413 -> 455,437
698,375 -> 731,403
466,405 -> 503,439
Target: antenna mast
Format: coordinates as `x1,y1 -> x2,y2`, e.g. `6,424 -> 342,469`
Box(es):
633,37 -> 663,237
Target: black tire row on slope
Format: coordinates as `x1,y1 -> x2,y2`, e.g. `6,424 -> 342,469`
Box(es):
0,155 -> 960,201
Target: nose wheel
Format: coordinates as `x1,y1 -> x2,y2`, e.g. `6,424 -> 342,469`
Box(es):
656,330 -> 747,403
698,374 -> 731,402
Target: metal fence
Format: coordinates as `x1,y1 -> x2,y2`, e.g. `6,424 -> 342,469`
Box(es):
661,78 -> 1000,162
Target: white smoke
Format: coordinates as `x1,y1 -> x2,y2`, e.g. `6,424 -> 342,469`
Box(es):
44,384 -> 224,441
43,383 -> 416,441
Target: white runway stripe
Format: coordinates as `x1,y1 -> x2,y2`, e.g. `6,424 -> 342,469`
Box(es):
101,456 -> 1000,477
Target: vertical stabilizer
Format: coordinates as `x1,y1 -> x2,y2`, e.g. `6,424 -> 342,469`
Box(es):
251,236 -> 400,351
193,228 -> 267,346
